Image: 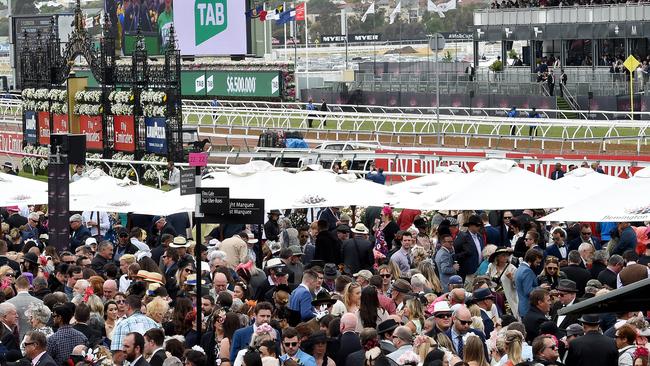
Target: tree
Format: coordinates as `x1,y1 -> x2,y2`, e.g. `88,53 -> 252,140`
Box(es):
422,3 -> 485,34
308,0 -> 337,15
13,0 -> 37,15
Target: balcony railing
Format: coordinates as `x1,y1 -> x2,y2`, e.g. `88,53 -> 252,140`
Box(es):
474,3 -> 650,25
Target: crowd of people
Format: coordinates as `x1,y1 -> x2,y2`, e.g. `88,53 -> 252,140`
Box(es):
1,184 -> 650,366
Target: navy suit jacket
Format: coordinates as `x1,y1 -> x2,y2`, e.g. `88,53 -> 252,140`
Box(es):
545,244 -> 568,260
288,285 -> 314,321
444,328 -> 490,360
453,231 -> 483,278
230,325 -> 255,361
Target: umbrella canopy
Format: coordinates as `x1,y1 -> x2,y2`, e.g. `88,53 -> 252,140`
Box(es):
0,172 -> 48,206
541,167 -> 650,222
150,162 -> 396,215
389,166 -> 470,209
70,170 -> 167,213
558,277 -> 650,315
552,167 -> 623,205
429,159 -> 565,210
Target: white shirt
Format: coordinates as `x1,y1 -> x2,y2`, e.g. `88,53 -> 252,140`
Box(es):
556,298 -> 574,327
168,167 -> 180,187
31,351 -> 46,366
82,210 -> 111,236
470,232 -> 482,261
146,348 -> 164,362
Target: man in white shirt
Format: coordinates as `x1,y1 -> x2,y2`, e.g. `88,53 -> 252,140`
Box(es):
82,210 -> 110,237
166,161 -> 180,188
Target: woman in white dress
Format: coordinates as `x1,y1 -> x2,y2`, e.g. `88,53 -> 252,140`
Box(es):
486,247 -> 519,319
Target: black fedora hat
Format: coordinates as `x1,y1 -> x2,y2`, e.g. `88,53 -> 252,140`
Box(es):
311,291 -> 337,307
488,247 -> 513,263
557,279 -> 579,293
463,214 -> 483,227
377,319 -> 399,335
578,314 -> 600,325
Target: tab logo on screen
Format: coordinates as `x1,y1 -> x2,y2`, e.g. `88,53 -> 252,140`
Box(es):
227,75 -> 256,94
195,74 -> 205,93
195,0 -> 228,45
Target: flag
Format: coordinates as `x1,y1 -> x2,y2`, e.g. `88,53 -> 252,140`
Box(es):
438,0 -> 457,12
361,2 -> 375,22
295,2 -> 305,21
389,2 -> 401,24
277,8 -> 296,25
266,4 -> 284,21
427,0 -> 445,17
246,5 -> 264,18
259,10 -> 268,21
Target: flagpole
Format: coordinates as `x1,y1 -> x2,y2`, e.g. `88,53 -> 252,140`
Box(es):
305,2 -> 309,91
263,3 -> 268,55
373,12 -> 377,80
284,2 -> 287,60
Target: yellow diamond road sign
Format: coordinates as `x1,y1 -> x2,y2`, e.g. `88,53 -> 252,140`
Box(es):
624,55 -> 641,73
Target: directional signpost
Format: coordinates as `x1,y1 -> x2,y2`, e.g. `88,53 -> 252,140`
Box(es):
624,55 -> 640,119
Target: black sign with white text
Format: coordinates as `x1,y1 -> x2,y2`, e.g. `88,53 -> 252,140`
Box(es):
180,169 -> 195,196
199,188 -> 229,214
202,199 -> 265,224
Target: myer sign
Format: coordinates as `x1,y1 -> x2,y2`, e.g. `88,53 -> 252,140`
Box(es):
182,71 -> 281,98
174,0 -> 246,55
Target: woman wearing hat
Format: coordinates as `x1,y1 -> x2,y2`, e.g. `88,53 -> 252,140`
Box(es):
303,331 -> 335,366
486,248 -> 518,318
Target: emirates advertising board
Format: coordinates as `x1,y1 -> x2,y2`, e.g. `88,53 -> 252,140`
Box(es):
113,115 -> 136,152
79,115 -> 103,151
173,0 -> 247,56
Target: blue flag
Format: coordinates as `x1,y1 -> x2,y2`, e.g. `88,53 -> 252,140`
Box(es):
276,8 -> 296,25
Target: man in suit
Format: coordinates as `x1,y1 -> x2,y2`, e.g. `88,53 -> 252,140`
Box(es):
230,302 -> 276,361
347,328 -> 380,365
336,313 -> 362,366
0,302 -> 22,362
22,331 -> 57,366
122,332 -> 150,366
90,241 -> 113,275
377,319 -> 398,355
314,219 -> 341,264
341,224 -> 374,275
73,304 -> 102,347
532,334 -> 563,365
550,163 -> 565,180
162,247 -> 179,298
387,326 -> 415,364
523,288 -> 552,343
435,234 -> 459,291
545,229 -> 569,261
154,217 -> 177,248
562,251 -> 592,296
550,279 -> 580,332
515,248 -> 543,318
7,275 -> 43,342
445,306 -> 490,359
598,254 -> 624,289
69,214 -> 92,251
473,288 -> 496,335
565,314 -> 618,366
453,214 -> 484,282
568,224 -> 601,251
288,269 -> 319,322
144,328 -> 167,366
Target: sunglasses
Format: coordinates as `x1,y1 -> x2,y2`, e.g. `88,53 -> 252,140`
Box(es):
5,273 -> 14,277
581,232 -> 592,236
457,319 -> 473,326
381,274 -> 391,278
546,267 -> 558,271
283,342 -> 298,347
116,300 -> 125,304
64,260 -> 75,264
23,342 -> 36,346
546,345 -> 558,350
503,217 -> 512,220
435,313 -> 452,319
184,268 -> 196,273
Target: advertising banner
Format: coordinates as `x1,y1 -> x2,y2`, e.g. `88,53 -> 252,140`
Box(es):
0,132 -> 23,154
182,71 -> 281,98
24,111 -> 37,144
173,0 -> 247,56
320,34 -> 381,43
113,115 -> 136,152
79,115 -> 103,151
52,114 -> 69,134
38,111 -> 51,145
145,117 -> 167,154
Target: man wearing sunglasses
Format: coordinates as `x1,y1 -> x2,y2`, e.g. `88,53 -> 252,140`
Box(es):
532,334 -> 562,365
445,305 -> 488,359
426,301 -> 453,339
279,327 -> 316,366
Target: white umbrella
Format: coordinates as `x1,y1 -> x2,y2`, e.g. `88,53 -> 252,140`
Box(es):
0,172 -> 48,206
389,166 -> 470,209
70,170 -> 167,213
430,159 -> 565,210
541,167 -> 650,222
553,167 -> 624,205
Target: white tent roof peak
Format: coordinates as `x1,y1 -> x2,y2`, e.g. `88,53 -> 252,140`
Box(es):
227,161 -> 277,177
473,159 -> 517,173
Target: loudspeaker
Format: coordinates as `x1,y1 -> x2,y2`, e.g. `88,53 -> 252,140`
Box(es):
48,162 -> 70,251
469,90 -> 475,98
588,91 -> 593,99
50,134 -> 86,165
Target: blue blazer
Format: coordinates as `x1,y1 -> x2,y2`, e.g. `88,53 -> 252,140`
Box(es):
515,263 -> 538,318
444,328 -> 490,360
288,285 -> 314,321
568,237 -> 601,252
230,325 -> 255,361
544,244 -> 567,261
453,231 -> 484,279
